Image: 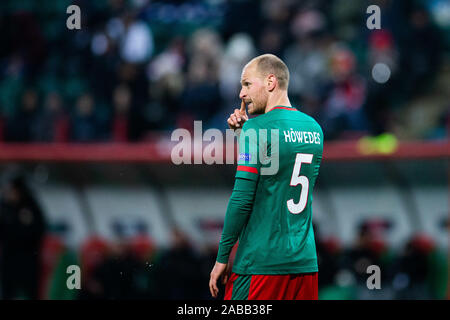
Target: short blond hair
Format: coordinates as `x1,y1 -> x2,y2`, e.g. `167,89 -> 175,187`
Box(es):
250,54 -> 290,90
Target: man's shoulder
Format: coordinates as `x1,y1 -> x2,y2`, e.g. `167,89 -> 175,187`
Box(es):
293,108 -> 317,122
296,110 -> 323,132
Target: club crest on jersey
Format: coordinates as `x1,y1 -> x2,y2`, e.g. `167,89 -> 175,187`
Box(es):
239,153 -> 252,162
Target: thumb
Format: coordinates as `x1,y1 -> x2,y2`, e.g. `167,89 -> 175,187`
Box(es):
222,273 -> 229,285
240,99 -> 246,114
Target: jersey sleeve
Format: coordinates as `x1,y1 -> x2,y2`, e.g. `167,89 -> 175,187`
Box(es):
235,121 -> 261,182
216,177 -> 257,264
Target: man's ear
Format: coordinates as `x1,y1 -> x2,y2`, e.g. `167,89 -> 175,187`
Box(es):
266,74 -> 277,91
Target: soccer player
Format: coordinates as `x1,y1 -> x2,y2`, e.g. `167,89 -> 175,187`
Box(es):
209,54 -> 323,300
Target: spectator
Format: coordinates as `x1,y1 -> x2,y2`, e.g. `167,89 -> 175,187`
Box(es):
284,9 -> 328,103
112,84 -> 131,142
219,33 -> 256,103
341,219 -> 396,299
119,12 -> 154,64
127,235 -> 160,299
315,232 -> 342,288
78,236 -> 109,300
0,174 -> 47,299
90,240 -> 138,299
322,44 -> 368,139
34,92 -> 69,142
6,88 -> 40,142
156,228 -> 204,299
70,93 -> 102,142
392,234 -> 436,299
179,55 -> 223,128
146,37 -> 186,130
401,6 -> 442,97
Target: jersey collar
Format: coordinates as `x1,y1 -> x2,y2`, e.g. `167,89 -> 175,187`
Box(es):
267,105 -> 297,112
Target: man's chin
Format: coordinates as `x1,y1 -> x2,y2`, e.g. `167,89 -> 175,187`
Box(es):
246,103 -> 255,115
249,108 -> 263,115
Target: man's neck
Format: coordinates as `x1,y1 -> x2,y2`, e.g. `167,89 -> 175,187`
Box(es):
264,94 -> 291,114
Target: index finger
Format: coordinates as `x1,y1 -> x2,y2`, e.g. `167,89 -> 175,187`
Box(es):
240,99 -> 246,114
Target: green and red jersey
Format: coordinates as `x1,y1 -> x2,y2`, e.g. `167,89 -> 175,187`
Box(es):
217,105 -> 323,275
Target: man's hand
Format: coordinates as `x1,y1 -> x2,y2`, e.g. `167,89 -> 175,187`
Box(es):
227,100 -> 248,130
209,261 -> 229,298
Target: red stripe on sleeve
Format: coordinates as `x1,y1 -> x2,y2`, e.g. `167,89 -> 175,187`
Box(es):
237,165 -> 258,174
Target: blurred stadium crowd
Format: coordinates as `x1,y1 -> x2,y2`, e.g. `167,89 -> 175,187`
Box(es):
0,0 -> 449,143
0,170 -> 447,300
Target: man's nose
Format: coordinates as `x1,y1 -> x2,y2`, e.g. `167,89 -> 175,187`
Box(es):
239,88 -> 246,100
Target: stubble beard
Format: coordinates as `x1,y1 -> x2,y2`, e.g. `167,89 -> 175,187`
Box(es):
248,92 -> 268,115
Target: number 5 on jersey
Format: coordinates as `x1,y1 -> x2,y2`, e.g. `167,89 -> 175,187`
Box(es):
287,153 -> 313,214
